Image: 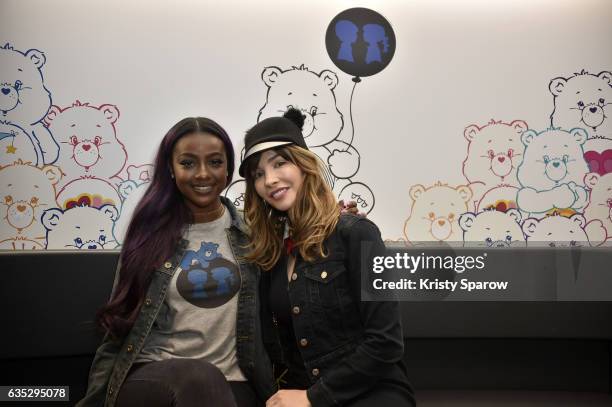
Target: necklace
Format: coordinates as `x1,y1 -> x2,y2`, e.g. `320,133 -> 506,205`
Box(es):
192,202 -> 225,223
209,203 -> 226,221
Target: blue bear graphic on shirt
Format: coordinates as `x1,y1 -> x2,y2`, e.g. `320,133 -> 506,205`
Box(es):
189,266 -> 237,298
180,242 -> 221,269
187,269 -> 209,298
211,267 -> 237,295
181,242 -> 239,299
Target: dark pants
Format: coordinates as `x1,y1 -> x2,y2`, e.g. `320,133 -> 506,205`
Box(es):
346,380 -> 416,406
115,359 -> 260,407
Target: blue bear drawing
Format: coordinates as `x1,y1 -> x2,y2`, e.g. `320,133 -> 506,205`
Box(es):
180,242 -> 221,270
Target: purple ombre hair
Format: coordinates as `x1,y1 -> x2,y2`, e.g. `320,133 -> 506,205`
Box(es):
97,117 -> 235,338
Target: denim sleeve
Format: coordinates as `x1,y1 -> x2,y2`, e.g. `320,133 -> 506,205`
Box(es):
75,334 -> 122,407
306,218 -> 404,407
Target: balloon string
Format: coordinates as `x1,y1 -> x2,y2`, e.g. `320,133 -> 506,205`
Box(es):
345,77 -> 360,150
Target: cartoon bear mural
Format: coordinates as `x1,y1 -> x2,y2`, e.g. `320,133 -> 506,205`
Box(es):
458,209 -> 525,248
0,44 -> 58,164
41,204 -> 119,249
126,163 -> 154,184
56,176 -> 122,210
476,185 -> 520,213
403,182 -> 472,244
516,128 -> 590,217
0,236 -> 46,250
462,119 -> 528,210
113,164 -> 153,245
0,160 -> 62,248
0,121 -> 41,166
255,64 -> 375,213
584,172 -> 612,241
583,136 -> 612,176
522,213 -> 606,247
44,101 -> 127,186
224,180 -> 247,211
259,65 -> 347,172
550,70 -> 612,178
550,70 -> 612,140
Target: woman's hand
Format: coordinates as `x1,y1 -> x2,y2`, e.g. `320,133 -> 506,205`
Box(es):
265,390 -> 311,407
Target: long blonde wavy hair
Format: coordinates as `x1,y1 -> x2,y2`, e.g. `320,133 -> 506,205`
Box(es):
243,145 -> 339,270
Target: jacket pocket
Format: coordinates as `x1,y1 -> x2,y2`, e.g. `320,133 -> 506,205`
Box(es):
304,263 -> 350,317
303,262 -> 346,284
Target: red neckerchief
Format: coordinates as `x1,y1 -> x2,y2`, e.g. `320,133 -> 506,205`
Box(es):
284,237 -> 295,255
282,220 -> 296,255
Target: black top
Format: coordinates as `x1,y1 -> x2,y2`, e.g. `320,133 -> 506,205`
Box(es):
268,254 -> 311,388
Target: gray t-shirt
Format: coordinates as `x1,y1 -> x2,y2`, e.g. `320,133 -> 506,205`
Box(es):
136,209 -> 246,381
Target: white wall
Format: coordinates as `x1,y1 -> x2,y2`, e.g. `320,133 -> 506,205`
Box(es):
1,0 -> 611,249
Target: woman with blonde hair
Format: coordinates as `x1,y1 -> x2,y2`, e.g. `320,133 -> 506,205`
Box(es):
239,109 -> 415,407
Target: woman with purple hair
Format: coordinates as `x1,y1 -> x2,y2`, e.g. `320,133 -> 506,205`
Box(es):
77,117 -> 275,407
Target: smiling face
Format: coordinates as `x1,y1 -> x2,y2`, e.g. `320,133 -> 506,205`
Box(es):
253,149 -> 304,212
171,132 -> 228,217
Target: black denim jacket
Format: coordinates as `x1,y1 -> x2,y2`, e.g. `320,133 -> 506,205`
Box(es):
261,214 -> 412,406
77,197 -> 275,407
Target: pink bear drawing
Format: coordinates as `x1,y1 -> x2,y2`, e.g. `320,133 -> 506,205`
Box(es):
462,119 -> 528,211
44,101 -> 127,187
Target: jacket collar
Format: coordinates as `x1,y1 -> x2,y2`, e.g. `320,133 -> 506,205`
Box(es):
221,196 -> 249,235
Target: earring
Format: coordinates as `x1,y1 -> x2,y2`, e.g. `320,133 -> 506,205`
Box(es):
170,172 -> 175,179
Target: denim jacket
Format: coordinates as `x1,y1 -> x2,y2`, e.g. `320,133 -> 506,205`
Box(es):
77,197 -> 275,407
261,214 -> 412,407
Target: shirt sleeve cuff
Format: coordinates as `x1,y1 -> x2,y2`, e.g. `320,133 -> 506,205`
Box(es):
307,380 -> 336,407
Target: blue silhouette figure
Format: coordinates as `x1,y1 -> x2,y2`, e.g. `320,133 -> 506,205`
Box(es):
363,24 -> 389,64
211,267 -> 236,295
188,269 -> 209,299
335,20 -> 358,62
180,242 -> 221,269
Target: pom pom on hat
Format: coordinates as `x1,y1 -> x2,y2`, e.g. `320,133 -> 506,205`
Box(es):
282,108 -> 305,130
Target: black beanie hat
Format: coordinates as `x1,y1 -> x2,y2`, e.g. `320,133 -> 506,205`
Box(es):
238,108 -> 308,177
